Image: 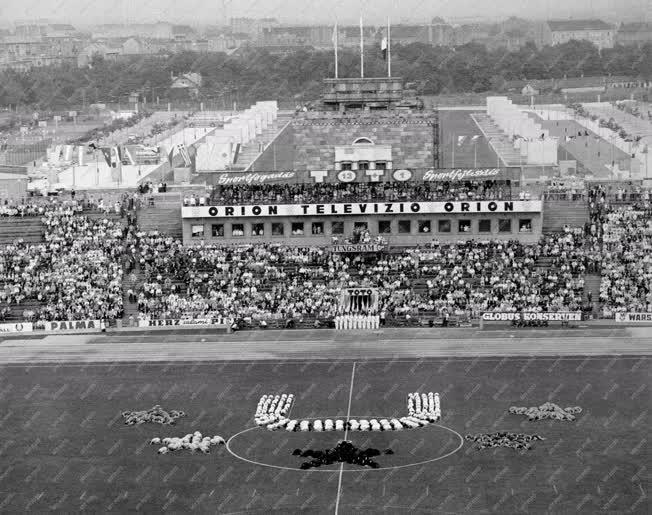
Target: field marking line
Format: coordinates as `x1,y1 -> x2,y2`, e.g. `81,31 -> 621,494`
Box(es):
335,361 -> 356,515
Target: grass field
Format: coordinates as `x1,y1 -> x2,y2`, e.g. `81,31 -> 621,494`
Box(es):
0,356 -> 649,514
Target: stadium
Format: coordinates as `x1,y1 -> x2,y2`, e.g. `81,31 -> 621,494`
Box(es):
0,58 -> 651,514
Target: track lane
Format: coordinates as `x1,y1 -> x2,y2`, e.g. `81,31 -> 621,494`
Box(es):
0,334 -> 650,363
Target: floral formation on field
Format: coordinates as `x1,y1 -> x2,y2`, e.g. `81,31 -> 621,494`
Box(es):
150,431 -> 225,454
254,392 -> 441,432
122,405 -> 186,425
509,402 -> 582,421
291,441 -> 394,469
465,432 -> 545,450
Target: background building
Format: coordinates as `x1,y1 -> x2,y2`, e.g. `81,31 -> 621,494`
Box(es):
616,22 -> 652,46
544,19 -> 615,49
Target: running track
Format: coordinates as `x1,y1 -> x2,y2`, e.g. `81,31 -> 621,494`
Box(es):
0,327 -> 650,364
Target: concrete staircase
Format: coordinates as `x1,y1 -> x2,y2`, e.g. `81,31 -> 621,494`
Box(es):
231,112 -> 294,171
542,201 -> 590,232
583,273 -> 602,311
471,113 -> 523,166
137,193 -> 182,238
3,299 -> 45,322
138,207 -> 182,239
0,217 -> 44,245
121,270 -> 143,325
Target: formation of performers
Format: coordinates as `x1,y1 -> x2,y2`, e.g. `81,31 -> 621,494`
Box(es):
292,441 -> 393,469
466,432 -> 545,451
334,313 -> 381,330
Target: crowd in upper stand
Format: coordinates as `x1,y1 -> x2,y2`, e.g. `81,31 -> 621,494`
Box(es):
0,191 -> 141,217
197,181 -> 514,206
0,181 -> 651,326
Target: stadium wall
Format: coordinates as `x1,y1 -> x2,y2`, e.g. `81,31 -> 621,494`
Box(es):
281,112 -> 437,171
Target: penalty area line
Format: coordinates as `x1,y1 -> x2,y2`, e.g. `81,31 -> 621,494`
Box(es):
335,361 -> 356,515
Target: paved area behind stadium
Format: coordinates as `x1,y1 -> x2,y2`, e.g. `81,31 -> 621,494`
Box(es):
0,329 -> 649,514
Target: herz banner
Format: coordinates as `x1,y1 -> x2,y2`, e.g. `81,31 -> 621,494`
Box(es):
138,318 -> 228,328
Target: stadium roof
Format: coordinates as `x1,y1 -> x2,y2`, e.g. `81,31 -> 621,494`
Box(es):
547,20 -> 612,31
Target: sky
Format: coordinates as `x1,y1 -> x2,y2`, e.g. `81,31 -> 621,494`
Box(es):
0,0 -> 649,26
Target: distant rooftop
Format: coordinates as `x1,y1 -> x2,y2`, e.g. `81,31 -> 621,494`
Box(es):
618,22 -> 652,33
48,24 -> 76,31
547,19 -> 612,31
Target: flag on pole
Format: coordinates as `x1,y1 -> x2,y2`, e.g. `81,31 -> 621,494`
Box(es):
100,147 -> 112,167
471,135 -> 481,142
381,37 -> 387,60
177,143 -> 191,166
124,146 -> 136,165
111,146 -> 121,182
457,136 -> 467,146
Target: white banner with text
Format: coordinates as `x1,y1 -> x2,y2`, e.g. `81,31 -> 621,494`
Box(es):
138,318 -> 228,328
482,312 -> 582,322
615,312 -> 652,323
0,322 -> 33,333
183,200 -> 542,219
44,320 -> 101,331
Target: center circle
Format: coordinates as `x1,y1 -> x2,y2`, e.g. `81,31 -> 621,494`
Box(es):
226,416 -> 464,472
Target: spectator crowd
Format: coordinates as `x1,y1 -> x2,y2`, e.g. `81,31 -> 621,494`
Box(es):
1,181 -> 651,328
0,210 -> 135,322
198,180 -> 515,206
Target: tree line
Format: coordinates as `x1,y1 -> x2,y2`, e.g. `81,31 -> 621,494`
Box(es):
0,40 -> 650,109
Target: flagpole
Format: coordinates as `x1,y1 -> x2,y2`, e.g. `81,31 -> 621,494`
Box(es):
387,17 -> 391,78
360,15 -> 364,79
334,22 -> 339,79
452,133 -> 455,168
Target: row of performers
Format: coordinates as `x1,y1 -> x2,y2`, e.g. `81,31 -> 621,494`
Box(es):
334,313 -> 381,330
